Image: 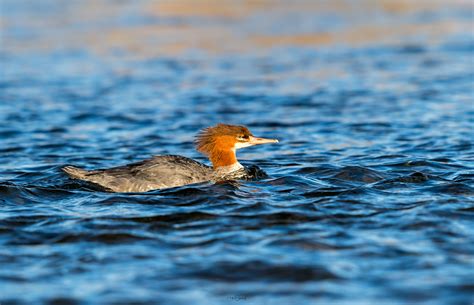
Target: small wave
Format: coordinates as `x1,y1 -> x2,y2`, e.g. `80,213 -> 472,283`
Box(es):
424,183 -> 474,195
187,260 -> 340,282
331,166 -> 385,183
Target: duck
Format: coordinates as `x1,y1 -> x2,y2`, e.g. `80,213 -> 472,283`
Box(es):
62,123 -> 279,192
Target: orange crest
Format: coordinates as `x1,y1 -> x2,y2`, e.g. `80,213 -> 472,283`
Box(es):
195,124 -> 252,168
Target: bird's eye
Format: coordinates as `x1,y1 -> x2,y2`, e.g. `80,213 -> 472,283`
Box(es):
237,135 -> 249,141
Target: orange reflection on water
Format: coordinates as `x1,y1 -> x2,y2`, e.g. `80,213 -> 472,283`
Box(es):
1,0 -> 472,57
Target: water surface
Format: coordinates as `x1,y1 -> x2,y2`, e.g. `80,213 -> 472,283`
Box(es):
1,1 -> 473,304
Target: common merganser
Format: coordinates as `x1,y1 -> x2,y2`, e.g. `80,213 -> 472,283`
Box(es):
62,123 -> 279,192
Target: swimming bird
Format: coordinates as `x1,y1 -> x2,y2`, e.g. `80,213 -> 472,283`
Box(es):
62,123 -> 279,192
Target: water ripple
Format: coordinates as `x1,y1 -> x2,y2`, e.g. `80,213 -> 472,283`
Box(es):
0,2 -> 473,304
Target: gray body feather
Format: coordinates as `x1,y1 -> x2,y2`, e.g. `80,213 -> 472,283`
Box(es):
62,155 -> 214,192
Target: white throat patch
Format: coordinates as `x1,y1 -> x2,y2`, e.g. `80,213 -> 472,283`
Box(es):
215,162 -> 244,175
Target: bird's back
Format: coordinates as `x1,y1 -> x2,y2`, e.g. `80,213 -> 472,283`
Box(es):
63,155 -> 213,192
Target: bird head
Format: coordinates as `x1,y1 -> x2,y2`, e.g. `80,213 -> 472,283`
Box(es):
195,123 -> 278,168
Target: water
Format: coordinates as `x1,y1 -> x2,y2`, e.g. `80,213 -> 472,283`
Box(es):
1,1 -> 473,304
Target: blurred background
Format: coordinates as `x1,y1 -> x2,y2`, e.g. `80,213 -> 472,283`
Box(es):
3,0 -> 472,55
1,1 -> 473,305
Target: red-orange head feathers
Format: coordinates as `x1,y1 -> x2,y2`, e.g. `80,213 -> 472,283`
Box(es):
195,123 -> 278,169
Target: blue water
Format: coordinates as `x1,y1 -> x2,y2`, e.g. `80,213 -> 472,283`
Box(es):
1,1 -> 474,304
